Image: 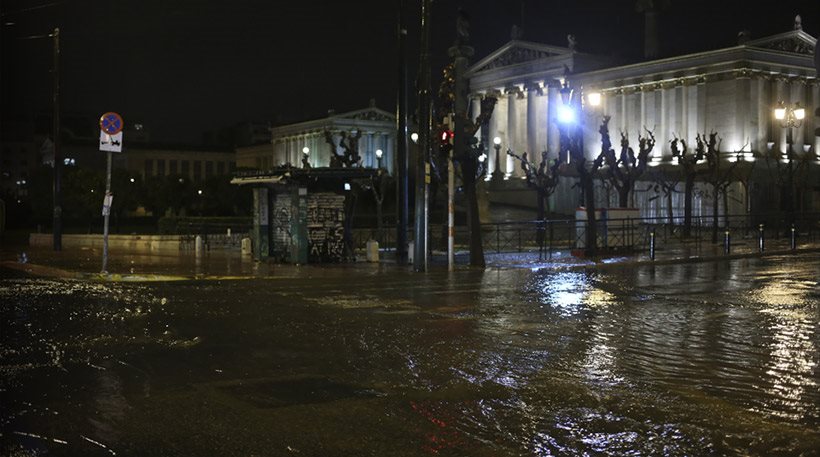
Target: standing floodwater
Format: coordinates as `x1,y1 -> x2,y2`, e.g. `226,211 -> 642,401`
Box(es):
2,253 -> 819,455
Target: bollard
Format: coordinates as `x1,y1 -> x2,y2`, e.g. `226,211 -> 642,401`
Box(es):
366,239 -> 379,262
758,224 -> 765,253
195,235 -> 204,257
649,229 -> 656,260
790,224 -> 796,250
241,237 -> 252,256
227,228 -> 231,237
724,230 -> 731,255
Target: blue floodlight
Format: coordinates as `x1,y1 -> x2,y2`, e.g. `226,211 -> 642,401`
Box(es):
557,105 -> 577,125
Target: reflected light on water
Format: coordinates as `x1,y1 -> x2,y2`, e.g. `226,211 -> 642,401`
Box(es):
535,272 -> 616,316
759,307 -> 817,420
751,271 -> 818,420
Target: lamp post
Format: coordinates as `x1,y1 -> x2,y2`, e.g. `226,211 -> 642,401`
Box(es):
302,146 -> 310,168
491,136 -> 503,182
773,101 -> 805,224
375,148 -> 383,169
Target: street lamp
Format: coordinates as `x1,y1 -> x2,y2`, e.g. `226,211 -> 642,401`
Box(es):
410,132 -> 419,143
773,101 -> 805,222
375,149 -> 383,169
491,136 -> 503,182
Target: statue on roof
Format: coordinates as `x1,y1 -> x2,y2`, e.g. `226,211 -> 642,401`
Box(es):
567,34 -> 578,52
511,24 -> 524,40
794,15 -> 802,31
456,8 -> 470,45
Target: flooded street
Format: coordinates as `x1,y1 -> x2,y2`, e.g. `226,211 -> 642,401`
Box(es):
2,253 -> 819,456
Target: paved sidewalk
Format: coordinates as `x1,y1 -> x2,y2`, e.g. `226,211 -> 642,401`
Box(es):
2,232 -> 819,282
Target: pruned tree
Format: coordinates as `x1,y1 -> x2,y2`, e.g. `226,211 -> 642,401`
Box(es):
507,149 -> 560,248
670,135 -> 705,237
454,95 -> 497,267
650,167 -> 681,226
597,115 -> 656,208
698,132 -> 739,242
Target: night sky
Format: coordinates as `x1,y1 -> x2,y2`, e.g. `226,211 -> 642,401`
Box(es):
1,0 -> 818,144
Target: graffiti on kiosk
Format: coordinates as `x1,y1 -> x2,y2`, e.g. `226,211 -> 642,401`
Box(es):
307,195 -> 346,262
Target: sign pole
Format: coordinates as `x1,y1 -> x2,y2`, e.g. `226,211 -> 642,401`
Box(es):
98,111 -> 124,275
101,151 -> 112,274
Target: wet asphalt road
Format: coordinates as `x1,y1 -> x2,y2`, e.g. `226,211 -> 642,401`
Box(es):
1,253 -> 819,456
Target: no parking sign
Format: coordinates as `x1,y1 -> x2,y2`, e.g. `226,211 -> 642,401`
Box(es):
99,112 -> 124,153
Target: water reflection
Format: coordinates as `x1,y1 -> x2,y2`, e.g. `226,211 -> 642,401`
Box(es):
754,269 -> 818,421
2,254 -> 820,455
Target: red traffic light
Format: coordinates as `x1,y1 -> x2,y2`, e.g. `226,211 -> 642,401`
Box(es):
440,130 -> 454,142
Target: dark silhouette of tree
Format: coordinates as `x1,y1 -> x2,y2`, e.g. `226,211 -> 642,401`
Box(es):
697,132 -> 739,242
455,96 -> 496,267
507,149 -> 560,247
649,167 -> 681,226
560,105 -> 604,256
670,135 -> 705,237
597,115 -> 656,208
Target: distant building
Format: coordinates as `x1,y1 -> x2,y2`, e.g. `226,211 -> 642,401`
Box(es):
236,101 -> 396,173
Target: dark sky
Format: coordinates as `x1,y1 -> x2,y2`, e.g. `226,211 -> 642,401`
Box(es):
1,0 -> 818,144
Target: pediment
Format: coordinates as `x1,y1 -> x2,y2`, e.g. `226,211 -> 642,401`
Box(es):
745,30 -> 816,56
470,40 -> 571,74
334,107 -> 395,123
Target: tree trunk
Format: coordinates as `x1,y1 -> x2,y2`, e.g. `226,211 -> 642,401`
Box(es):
618,185 -> 630,208
462,162 -> 485,267
683,173 -> 694,238
376,201 -> 383,244
583,173 -> 598,255
711,185 -> 719,243
536,189 -> 545,248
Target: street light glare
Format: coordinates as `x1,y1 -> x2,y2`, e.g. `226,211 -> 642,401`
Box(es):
302,147 -> 309,155
794,107 -> 805,120
375,149 -> 383,158
410,132 -> 419,143
587,92 -> 601,106
774,107 -> 786,120
493,136 -> 501,145
557,105 -> 577,124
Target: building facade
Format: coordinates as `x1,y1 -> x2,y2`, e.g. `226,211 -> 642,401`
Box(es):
236,102 -> 397,174
468,27 -> 819,217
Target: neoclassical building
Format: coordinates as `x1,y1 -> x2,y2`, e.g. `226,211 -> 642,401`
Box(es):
236,101 -> 396,172
468,25 -> 819,216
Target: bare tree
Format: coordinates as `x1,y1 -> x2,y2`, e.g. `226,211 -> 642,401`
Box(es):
670,136 -> 704,238
507,149 -> 560,248
597,115 -> 656,208
697,132 -> 739,242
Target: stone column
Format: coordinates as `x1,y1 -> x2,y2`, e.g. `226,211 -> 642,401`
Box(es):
506,89 -> 518,177
812,82 -> 820,155
547,82 -> 560,159
660,84 -> 669,157
735,71 -> 751,152
774,76 -> 788,153
526,83 -> 539,158
489,92 -> 507,176
792,79 -> 806,152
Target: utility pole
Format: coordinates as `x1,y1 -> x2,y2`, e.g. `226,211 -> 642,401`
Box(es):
52,27 -> 62,251
395,0 -> 409,265
414,0 -> 432,272
449,39 -> 473,270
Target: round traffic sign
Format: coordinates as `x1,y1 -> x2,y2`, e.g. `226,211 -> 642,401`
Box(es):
99,112 -> 124,135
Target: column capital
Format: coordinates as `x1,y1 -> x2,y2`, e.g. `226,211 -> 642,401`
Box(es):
524,81 -> 544,96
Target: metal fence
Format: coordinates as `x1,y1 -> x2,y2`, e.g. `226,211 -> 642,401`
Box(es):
353,211 -> 820,258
